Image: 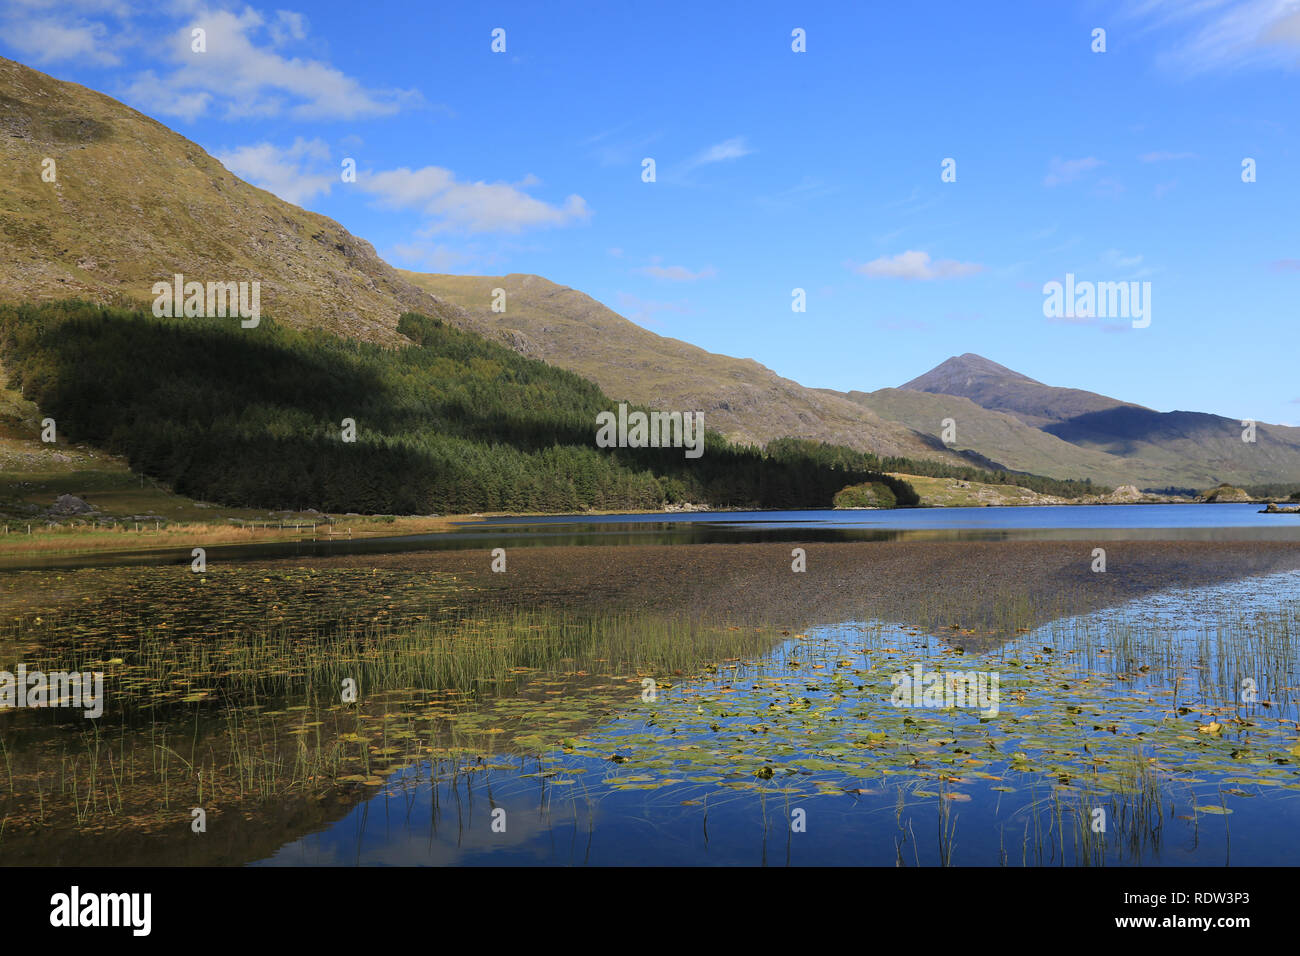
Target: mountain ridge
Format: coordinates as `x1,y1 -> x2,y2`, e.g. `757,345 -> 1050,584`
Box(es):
2,56 -> 1297,492
878,352 -> 1300,487
400,271 -> 973,463
0,56 -> 466,346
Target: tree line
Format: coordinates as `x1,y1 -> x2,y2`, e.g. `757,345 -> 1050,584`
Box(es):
0,301 -> 919,514
766,438 -> 1108,499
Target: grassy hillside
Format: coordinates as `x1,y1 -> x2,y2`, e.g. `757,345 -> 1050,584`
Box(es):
0,57 -> 461,346
1043,407 -> 1300,487
400,271 -> 973,464
842,387 -> 1175,487
900,353 -> 1135,427
0,300 -> 913,514
3,58 -> 1294,495
893,353 -> 1300,488
763,437 -> 1103,499
0,351 -> 217,520
888,472 -> 1066,508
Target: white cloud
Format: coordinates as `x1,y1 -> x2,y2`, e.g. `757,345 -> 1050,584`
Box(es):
215,137 -> 334,206
1099,249 -> 1154,278
1044,156 -> 1103,186
1101,249 -> 1144,269
2,15 -> 120,65
119,70 -> 212,121
691,137 -> 753,165
1138,150 -> 1197,162
113,5 -> 420,120
670,136 -> 755,179
854,251 -> 984,281
362,167 -> 455,207
636,262 -> 718,281
1126,0 -> 1300,74
359,166 -> 591,234
583,125 -> 662,167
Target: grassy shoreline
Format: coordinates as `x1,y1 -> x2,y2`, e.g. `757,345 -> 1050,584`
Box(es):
1,496 -> 1294,561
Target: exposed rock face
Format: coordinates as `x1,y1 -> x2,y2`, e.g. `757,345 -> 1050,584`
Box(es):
1104,484 -> 1145,503
50,494 -> 94,514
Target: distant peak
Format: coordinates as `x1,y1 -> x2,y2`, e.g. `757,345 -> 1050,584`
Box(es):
902,354 -> 1037,391
947,353 -> 1029,376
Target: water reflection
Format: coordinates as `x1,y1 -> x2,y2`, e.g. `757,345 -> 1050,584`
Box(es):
6,503 -> 1298,572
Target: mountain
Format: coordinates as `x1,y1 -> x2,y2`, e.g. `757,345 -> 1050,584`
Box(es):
883,353 -> 1300,488
1042,406 -> 1300,487
840,387 -> 1150,486
400,272 -> 971,463
1,57 -> 1295,494
899,353 -> 1137,427
0,57 -> 972,467
0,57 -> 463,345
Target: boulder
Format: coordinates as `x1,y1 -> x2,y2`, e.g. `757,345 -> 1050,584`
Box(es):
49,494 -> 95,515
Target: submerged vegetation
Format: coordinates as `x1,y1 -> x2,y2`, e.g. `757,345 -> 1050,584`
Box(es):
0,555 -> 1296,865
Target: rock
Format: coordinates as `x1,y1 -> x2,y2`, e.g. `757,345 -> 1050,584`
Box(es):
1104,484 -> 1145,503
49,494 -> 95,515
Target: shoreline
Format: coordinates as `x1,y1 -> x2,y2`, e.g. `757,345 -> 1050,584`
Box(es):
5,537 -> 1297,641
2,499 -> 1296,564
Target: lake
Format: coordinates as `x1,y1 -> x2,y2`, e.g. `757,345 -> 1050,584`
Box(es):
0,503 -> 1296,866
4,503 -> 1298,573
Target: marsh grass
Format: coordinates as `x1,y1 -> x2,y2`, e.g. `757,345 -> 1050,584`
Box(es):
0,606 -> 775,857
0,513 -> 466,559
1,563 -> 1297,865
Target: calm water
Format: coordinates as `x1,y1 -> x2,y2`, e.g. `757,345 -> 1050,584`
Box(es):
3,503 -> 1297,866
258,568 -> 1300,866
8,503 -> 1299,572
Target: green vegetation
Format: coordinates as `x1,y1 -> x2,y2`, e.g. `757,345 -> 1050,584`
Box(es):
880,454 -> 1103,498
0,301 -> 911,514
1242,482 -> 1300,501
1142,485 -> 1201,498
1202,483 -> 1251,503
832,481 -> 897,509
403,271 -> 966,463
766,437 -> 1102,499
888,472 -> 1057,507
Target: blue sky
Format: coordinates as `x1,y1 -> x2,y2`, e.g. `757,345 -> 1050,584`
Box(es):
4,0 -> 1299,423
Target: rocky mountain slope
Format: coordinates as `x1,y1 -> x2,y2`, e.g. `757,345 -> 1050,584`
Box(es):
864,353 -> 1300,488
401,271 -> 971,462
0,57 -> 462,346
2,56 -> 1294,492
